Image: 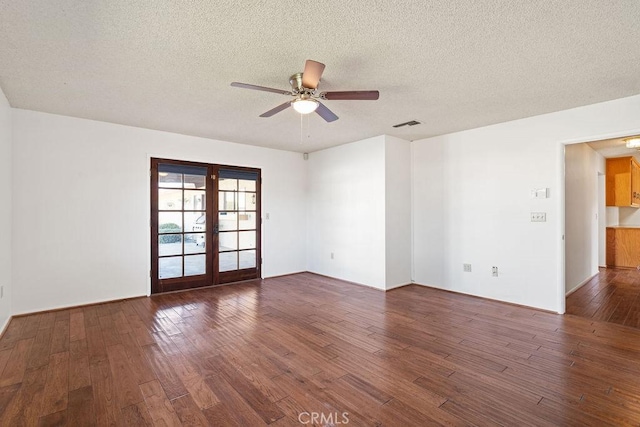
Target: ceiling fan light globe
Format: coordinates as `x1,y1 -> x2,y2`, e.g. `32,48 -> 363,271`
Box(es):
625,137 -> 640,149
292,99 -> 319,114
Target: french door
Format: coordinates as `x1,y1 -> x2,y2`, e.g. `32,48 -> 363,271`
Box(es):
150,158 -> 261,294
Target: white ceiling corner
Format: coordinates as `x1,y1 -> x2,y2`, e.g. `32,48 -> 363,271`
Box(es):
1,1 -> 639,153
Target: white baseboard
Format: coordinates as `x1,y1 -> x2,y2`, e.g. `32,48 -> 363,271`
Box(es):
386,282 -> 412,291
0,315 -> 11,339
565,271 -> 599,296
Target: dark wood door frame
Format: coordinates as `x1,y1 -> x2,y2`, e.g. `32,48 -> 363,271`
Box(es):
151,158 -> 261,294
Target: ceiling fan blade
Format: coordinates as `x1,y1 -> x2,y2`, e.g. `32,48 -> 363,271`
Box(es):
321,90 -> 379,101
315,102 -> 338,122
259,101 -> 292,117
302,60 -> 325,89
231,82 -> 292,96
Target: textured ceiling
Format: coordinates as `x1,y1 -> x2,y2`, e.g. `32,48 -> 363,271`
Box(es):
588,135 -> 640,161
1,1 -> 640,153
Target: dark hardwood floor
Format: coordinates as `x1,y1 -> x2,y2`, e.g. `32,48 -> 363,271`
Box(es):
1,272 -> 640,425
566,267 -> 640,328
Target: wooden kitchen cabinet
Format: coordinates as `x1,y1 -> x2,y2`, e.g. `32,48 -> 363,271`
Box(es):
606,227 -> 640,268
606,156 -> 640,207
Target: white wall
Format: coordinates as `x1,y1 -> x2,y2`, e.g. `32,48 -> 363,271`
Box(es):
564,143 -> 604,294
306,136 -> 387,289
0,88 -> 12,330
618,207 -> 640,226
606,207 -> 620,226
412,94 -> 640,312
385,136 -> 412,289
12,109 -> 307,314
306,135 -> 412,290
411,138 -> 445,288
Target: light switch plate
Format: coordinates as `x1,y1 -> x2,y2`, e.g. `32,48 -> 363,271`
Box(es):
530,188 -> 549,199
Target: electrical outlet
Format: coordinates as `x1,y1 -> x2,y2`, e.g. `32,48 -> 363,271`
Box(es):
0,286 -> 3,299
331,252 -> 334,260
530,212 -> 547,222
492,266 -> 499,277
463,264 -> 472,272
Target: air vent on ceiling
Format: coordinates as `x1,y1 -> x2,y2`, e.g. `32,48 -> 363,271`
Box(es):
393,120 -> 421,128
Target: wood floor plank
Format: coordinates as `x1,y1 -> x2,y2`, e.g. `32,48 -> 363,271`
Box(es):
50,318 -> 70,355
0,365 -> 48,425
0,383 -> 20,415
169,333 -> 220,379
152,330 -> 220,410
21,314 -> 43,340
271,371 -> 344,418
119,332 -> 156,386
439,398 -> 504,426
383,397 -> 468,427
38,409 -> 67,426
213,341 -> 288,403
0,350 -> 12,379
142,343 -> 189,401
66,385 -> 96,426
171,394 -> 214,426
69,311 -> 86,342
113,308 -> 133,335
99,314 -> 121,347
121,401 -> 154,426
89,353 -> 121,426
201,402 -> 242,427
536,396 -> 612,426
106,343 -> 144,408
207,354 -> 284,424
0,317 -> 26,351
68,339 -> 91,392
340,373 -> 393,405
140,379 -> 182,427
85,325 -> 107,364
0,338 -> 34,387
40,351 -> 69,416
272,396 -> 311,426
203,374 -> 271,426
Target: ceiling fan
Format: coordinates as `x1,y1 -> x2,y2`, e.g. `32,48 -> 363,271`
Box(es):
231,60 -> 379,123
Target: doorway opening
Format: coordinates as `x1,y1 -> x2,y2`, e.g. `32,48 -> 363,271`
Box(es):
564,136 -> 640,329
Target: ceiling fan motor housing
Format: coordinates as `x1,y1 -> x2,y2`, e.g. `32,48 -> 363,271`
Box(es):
289,73 -> 304,93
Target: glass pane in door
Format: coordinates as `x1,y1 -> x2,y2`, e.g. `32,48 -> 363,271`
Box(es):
240,250 -> 256,269
157,163 -> 208,281
185,254 -> 206,276
238,212 -> 256,230
238,231 -> 255,250
217,169 -> 259,278
159,257 -> 182,279
219,252 -> 238,272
